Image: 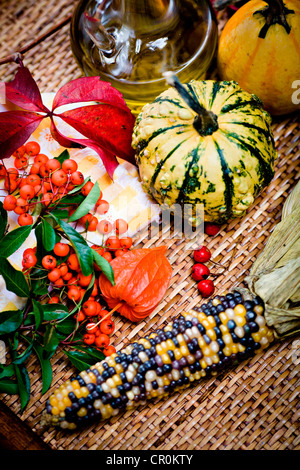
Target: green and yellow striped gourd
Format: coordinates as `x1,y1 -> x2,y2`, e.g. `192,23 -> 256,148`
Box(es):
132,75 -> 277,225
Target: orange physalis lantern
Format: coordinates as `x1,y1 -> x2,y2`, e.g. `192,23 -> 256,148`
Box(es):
98,246 -> 172,322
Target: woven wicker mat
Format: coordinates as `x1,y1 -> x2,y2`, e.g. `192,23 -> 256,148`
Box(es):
0,0 -> 299,451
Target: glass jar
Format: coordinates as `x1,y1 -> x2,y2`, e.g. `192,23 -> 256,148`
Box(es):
70,0 -> 218,113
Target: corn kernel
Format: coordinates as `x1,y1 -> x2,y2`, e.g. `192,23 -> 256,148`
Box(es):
107,378 -> 115,388
180,345 -> 189,356
177,334 -> 185,346
234,304 -> 246,316
74,389 -> 82,399
49,396 -> 58,407
112,374 -> 122,386
223,334 -> 232,345
219,312 -> 228,324
254,305 -> 264,315
161,353 -> 171,364
51,406 -> 60,416
71,380 -> 80,390
166,339 -> 175,350
197,311 -> 206,322
81,386 -> 90,398
207,316 -> 216,327
63,397 -> 72,407
206,328 -> 217,341
252,332 -> 261,342
223,346 -> 232,356
174,348 -> 182,360
235,316 -> 246,327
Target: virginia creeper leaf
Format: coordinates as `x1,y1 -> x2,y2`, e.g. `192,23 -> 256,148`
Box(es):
58,104 -> 135,163
3,66 -> 49,113
52,76 -> 129,111
50,116 -> 120,179
0,224 -> 32,258
0,258 -> 30,298
0,111 -> 44,160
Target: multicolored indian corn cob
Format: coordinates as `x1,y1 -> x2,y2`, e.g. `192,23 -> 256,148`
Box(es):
42,290 -> 275,430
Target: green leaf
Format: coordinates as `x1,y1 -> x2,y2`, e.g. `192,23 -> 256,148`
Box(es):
33,341 -> 53,394
43,324 -> 60,359
55,149 -> 70,164
0,225 -> 32,258
15,364 -> 31,410
53,217 -> 94,276
55,318 -> 81,336
0,258 -> 30,298
92,250 -> 115,285
0,364 -> 15,379
50,209 -> 69,219
13,342 -> 33,365
0,201 -> 8,239
0,310 -> 23,335
41,303 -> 69,321
75,345 -> 105,362
64,349 -> 97,371
35,223 -> 46,264
69,181 -> 101,222
32,299 -> 44,330
58,193 -> 85,206
41,218 -> 56,251
0,378 -> 18,395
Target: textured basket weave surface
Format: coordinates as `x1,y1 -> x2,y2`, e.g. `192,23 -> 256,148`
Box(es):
0,0 -> 299,451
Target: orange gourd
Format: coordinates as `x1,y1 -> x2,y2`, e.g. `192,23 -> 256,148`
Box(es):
217,0 -> 300,116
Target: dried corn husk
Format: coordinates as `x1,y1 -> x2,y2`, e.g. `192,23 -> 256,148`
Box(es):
242,181 -> 300,339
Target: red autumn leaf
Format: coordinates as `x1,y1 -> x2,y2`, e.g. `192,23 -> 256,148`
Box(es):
50,116 -> 119,179
57,103 -> 136,165
99,246 -> 173,322
0,110 -> 44,159
3,66 -> 49,113
0,64 -> 136,178
52,76 -> 128,111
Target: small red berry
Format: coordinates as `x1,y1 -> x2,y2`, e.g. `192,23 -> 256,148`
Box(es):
191,263 -> 210,281
83,333 -> 95,345
197,279 -> 215,298
194,246 -> 211,263
204,223 -> 221,236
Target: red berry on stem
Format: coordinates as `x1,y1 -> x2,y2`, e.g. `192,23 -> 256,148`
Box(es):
194,245 -> 211,263
191,263 -> 210,281
198,279 -> 215,298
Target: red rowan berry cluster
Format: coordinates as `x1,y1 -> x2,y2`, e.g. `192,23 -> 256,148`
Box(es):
1,142 -> 87,226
